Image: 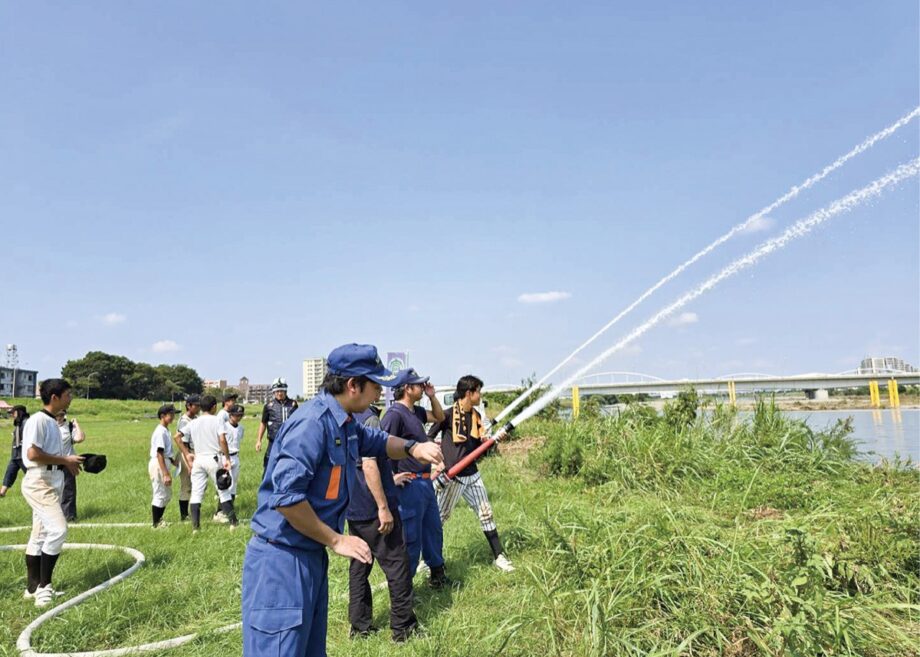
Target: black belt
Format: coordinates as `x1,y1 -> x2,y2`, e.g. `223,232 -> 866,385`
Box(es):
229,452 -> 239,456
45,465 -> 62,471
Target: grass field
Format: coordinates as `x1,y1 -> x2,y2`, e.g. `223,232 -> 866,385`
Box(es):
0,398 -> 917,656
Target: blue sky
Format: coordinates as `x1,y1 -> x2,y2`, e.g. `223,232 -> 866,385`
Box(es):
2,2 -> 918,394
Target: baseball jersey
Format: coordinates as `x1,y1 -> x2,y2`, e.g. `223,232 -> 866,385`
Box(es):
179,414 -> 228,457
226,423 -> 244,454
177,413 -> 195,450
150,425 -> 174,460
22,411 -> 63,468
58,420 -> 77,456
217,408 -> 230,425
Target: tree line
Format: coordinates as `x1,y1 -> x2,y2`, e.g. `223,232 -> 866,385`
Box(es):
61,351 -> 203,400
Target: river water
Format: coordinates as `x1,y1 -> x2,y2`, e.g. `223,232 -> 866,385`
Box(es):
780,409 -> 918,463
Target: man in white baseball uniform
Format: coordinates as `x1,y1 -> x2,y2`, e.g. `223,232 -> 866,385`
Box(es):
173,394 -> 200,521
175,394 -> 238,530
21,378 -> 84,607
150,404 -> 178,527
55,409 -> 85,521
226,404 -> 244,501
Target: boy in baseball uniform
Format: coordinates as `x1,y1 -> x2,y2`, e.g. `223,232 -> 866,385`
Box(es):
149,404 -> 178,527
21,379 -> 84,607
175,395 -> 238,530
226,404 -> 244,501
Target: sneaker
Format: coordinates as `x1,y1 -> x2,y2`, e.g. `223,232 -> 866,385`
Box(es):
415,561 -> 430,577
26,586 -> 64,600
494,554 -> 516,572
153,521 -> 170,529
212,511 -> 229,524
34,585 -> 54,608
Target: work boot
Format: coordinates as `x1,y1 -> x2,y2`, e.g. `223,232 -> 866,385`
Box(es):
349,625 -> 379,639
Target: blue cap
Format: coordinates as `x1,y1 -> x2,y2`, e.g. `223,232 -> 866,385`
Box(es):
401,368 -> 429,385
327,344 -> 411,387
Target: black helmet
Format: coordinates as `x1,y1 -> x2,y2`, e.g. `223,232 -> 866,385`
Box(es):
82,453 -> 108,474
215,468 -> 232,491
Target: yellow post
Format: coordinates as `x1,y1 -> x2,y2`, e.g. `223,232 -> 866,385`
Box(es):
887,379 -> 898,409
728,381 -> 737,406
892,379 -> 901,408
869,380 -> 879,408
571,386 -> 580,419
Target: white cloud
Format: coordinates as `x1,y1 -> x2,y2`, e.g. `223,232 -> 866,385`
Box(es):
741,215 -> 775,233
152,339 -> 180,353
517,291 -> 572,304
669,312 -> 699,327
101,312 -> 126,325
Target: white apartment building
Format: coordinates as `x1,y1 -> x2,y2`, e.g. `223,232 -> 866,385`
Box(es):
302,357 -> 327,399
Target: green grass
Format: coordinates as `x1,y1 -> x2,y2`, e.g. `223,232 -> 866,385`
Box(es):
0,399 -> 917,656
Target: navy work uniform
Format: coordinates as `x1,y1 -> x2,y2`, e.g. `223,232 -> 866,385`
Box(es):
385,403 -> 445,577
243,390 -> 394,656
261,394 -> 298,472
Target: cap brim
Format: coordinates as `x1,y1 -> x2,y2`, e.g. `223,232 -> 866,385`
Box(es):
405,375 -> 429,384
367,368 -> 412,388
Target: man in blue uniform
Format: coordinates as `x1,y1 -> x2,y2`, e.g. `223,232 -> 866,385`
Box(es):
384,369 -> 449,588
242,344 -> 443,657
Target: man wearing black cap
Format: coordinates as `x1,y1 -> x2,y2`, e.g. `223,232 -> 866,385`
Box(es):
217,392 -> 237,426
242,344 -> 443,657
173,395 -> 200,521
1,405 -> 29,498
384,369 -> 448,587
256,378 -> 298,475
149,404 -> 178,527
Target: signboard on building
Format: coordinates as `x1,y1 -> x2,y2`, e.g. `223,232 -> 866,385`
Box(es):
384,351 -> 407,407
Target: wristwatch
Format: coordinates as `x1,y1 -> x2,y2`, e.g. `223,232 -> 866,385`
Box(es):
403,439 -> 418,456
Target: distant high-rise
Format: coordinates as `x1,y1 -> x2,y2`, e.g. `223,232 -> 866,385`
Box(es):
858,356 -> 917,374
303,357 -> 327,399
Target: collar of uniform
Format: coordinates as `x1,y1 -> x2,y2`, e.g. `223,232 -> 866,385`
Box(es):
319,391 -> 351,428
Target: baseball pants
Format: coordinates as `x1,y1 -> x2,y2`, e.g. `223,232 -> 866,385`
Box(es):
190,456 -> 232,505
242,537 -> 328,657
22,468 -> 68,556
176,454 -> 192,502
437,471 -> 497,532
229,453 -> 240,496
148,458 -> 174,507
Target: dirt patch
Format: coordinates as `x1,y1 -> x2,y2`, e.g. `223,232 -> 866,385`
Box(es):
725,629 -> 757,657
746,506 -> 784,521
497,435 -> 545,461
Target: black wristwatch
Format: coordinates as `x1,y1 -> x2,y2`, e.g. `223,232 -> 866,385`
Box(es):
403,439 -> 418,456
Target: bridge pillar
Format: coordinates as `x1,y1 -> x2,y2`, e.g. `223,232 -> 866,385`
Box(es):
804,388 -> 829,401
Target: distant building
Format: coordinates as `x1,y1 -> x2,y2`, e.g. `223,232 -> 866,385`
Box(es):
239,377 -> 272,404
302,357 -> 327,399
203,378 -> 228,390
858,356 -> 917,374
0,366 -> 38,398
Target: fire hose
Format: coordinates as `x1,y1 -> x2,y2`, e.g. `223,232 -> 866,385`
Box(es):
433,421 -> 514,491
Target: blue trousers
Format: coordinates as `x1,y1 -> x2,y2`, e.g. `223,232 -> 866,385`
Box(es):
398,478 -> 445,574
242,537 -> 329,657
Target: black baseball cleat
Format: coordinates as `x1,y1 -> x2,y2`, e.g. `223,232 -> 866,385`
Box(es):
349,625 -> 380,639
392,623 -> 420,643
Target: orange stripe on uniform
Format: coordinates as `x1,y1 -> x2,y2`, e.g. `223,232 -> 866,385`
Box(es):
325,466 -> 342,500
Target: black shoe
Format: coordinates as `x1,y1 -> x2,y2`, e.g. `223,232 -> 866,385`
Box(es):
349,625 -> 379,639
429,566 -> 453,589
392,623 -> 419,643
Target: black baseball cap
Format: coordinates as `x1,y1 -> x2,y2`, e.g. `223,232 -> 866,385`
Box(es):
185,394 -> 201,406
222,392 -> 238,403
229,404 -> 244,416
157,404 -> 178,418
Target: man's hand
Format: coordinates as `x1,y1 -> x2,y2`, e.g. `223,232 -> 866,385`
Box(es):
185,453 -> 195,469
393,472 -> 413,487
424,382 -> 437,398
63,454 -> 84,477
255,438 -> 262,452
163,473 -> 173,486
409,442 -> 443,466
331,534 -> 372,563
224,458 -> 232,471
377,506 -> 394,535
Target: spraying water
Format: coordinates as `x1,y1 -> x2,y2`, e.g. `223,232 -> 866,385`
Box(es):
495,107 -> 920,424
509,157 -> 920,427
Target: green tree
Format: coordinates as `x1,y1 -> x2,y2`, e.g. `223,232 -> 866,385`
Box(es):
155,364 -> 203,395
62,351 -> 137,399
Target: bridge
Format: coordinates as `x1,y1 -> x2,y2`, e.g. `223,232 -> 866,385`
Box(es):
561,370 -> 919,399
